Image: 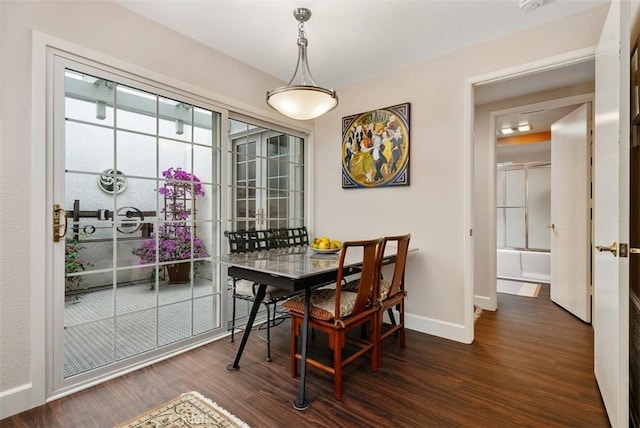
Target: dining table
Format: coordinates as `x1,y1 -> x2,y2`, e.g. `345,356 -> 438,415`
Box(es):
215,244 -> 406,410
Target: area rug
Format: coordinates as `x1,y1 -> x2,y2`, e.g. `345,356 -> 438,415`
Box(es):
115,391 -> 250,428
497,279 -> 541,298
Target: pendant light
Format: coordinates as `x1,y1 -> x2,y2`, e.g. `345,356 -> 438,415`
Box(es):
266,8 -> 338,121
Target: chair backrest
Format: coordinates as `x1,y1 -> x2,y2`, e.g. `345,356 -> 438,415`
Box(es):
285,226 -> 310,246
224,230 -> 271,254
268,226 -> 309,249
225,227 -> 310,253
334,238 -> 383,319
381,234 -> 411,300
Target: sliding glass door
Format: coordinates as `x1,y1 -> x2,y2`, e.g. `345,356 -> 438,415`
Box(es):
52,56 -> 222,393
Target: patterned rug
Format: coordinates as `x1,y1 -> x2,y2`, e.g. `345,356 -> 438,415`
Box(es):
115,391 -> 250,428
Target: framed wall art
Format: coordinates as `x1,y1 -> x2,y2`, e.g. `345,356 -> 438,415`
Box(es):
341,102 -> 410,189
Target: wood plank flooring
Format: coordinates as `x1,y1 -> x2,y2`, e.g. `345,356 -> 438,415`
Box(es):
1,285 -> 609,427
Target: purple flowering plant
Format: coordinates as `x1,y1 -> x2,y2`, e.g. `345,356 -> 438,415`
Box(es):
132,224 -> 209,264
132,167 -> 209,265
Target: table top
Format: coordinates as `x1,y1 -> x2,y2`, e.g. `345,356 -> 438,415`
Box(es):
214,245 -> 414,280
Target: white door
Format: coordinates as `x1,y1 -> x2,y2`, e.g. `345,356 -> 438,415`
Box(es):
550,103 -> 591,322
593,0 -> 630,426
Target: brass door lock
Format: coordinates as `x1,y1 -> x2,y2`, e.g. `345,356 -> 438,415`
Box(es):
53,204 -> 67,242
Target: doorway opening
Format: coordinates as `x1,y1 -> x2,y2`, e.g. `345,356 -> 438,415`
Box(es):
493,101 -> 593,319
471,57 -> 595,318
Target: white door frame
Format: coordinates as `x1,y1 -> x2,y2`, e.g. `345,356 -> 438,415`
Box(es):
464,46 -> 596,341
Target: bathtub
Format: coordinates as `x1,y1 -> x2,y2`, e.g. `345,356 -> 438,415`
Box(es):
497,249 -> 550,283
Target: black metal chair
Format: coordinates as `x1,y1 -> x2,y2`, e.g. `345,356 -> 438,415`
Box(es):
226,227 -> 309,361
269,226 -> 310,249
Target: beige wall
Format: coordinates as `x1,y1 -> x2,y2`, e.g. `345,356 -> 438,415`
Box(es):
313,5 -> 608,328
633,0 -> 640,46
0,0 -> 617,417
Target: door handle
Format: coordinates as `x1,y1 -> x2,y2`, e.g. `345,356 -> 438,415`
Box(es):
53,204 -> 67,242
595,241 -> 617,257
547,224 -> 555,231
631,248 -> 640,254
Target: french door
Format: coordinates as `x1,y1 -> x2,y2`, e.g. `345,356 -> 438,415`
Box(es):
225,116 -> 306,324
227,117 -> 305,232
51,55 -> 223,394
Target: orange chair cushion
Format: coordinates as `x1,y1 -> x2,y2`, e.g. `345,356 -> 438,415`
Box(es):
283,288 -> 358,321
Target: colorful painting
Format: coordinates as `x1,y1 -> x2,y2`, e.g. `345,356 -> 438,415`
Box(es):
341,102 -> 410,188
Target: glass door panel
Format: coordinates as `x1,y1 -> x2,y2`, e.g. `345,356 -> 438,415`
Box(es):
497,163 -> 551,251
56,62 -> 222,391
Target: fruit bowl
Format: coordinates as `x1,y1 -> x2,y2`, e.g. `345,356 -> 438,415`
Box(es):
309,237 -> 342,254
309,246 -> 341,254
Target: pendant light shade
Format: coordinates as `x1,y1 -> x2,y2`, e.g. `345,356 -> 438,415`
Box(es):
266,8 -> 338,121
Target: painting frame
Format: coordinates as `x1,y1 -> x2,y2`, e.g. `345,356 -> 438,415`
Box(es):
341,102 -> 410,189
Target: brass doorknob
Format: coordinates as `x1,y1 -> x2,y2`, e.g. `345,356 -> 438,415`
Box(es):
546,224 -> 555,230
595,242 -> 617,257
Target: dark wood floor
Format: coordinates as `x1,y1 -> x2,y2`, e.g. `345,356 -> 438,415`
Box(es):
1,285 -> 609,427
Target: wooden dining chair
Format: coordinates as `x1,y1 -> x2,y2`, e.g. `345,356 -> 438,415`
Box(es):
283,238 -> 383,401
376,234 -> 411,365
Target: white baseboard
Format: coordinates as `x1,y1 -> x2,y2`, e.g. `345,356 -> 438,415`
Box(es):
404,312 -> 471,344
0,383 -> 33,419
474,294 -> 495,311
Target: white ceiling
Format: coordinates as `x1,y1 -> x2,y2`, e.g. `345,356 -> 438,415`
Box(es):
113,0 -> 608,90
114,0 -> 605,138
475,60 -> 595,105
496,103 -> 582,139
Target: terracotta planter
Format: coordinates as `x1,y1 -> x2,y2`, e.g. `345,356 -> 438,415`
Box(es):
166,262 -> 190,284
